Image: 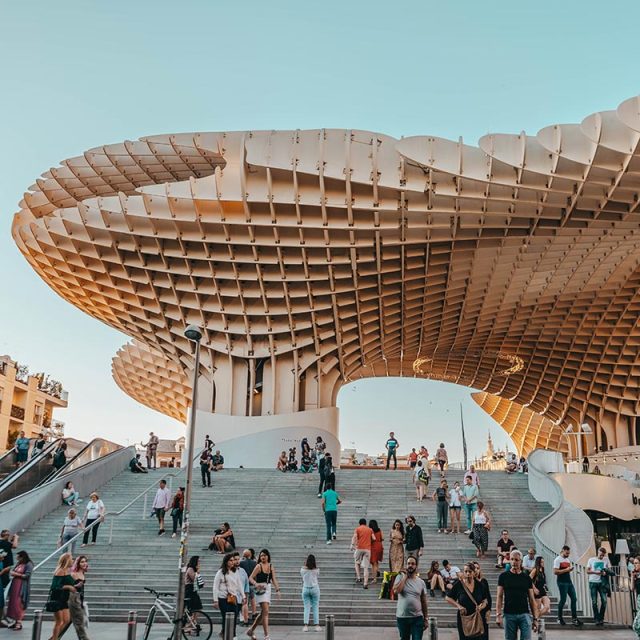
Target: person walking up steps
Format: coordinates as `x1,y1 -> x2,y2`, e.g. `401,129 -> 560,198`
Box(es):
386,432 -> 400,470
151,479 -> 171,536
300,554 -> 321,632
317,452 -> 332,497
393,555 -> 429,640
435,443 -> 448,477
351,518 -> 375,589
461,475 -> 479,535
432,479 -> 450,533
200,448 -> 213,487
369,520 -> 384,583
321,478 -> 340,544
553,545 -> 583,627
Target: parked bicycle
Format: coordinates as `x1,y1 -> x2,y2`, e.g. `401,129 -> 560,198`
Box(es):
142,587 -> 212,640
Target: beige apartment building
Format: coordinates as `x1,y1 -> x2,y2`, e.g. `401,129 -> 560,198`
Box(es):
0,355 -> 68,451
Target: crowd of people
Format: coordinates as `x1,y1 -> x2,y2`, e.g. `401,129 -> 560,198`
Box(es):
0,427 -> 630,640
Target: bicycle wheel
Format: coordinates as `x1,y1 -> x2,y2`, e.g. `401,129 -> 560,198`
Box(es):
182,610 -> 213,640
142,606 -> 156,640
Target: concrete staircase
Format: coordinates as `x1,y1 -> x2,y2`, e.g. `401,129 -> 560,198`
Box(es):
20,468 -> 554,627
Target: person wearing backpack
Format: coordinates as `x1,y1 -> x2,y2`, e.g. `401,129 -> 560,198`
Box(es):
414,460 -> 430,501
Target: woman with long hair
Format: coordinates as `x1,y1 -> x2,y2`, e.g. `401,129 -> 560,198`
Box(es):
214,553 -> 243,638
445,562 -> 490,640
247,549 -> 281,640
426,560 -> 446,598
472,561 -> 492,630
389,519 -> 405,573
472,502 -> 491,558
47,553 -> 76,640
529,556 -> 551,616
5,551 -> 33,630
368,520 -> 384,583
68,555 -> 90,640
300,554 -> 320,632
449,481 -> 463,534
184,555 -> 203,633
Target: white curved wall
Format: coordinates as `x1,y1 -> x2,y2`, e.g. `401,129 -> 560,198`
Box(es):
183,406 -> 340,468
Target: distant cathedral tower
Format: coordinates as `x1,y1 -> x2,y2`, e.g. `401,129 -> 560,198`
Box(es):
486,431 -> 495,458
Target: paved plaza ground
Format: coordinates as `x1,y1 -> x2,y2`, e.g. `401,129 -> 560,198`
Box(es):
19,620 -> 635,639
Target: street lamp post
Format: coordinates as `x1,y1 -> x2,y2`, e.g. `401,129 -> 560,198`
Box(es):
173,325 -> 202,640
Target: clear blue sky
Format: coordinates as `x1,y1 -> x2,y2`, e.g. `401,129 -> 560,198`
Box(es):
1,1 -> 638,459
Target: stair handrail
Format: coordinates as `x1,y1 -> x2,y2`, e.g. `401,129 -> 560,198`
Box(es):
527,448 -> 598,617
32,448 -> 203,574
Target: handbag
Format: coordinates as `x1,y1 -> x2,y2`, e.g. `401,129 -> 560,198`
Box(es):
224,573 -> 238,605
459,580 -> 485,638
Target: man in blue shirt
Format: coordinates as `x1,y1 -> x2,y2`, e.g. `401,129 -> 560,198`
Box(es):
321,473 -> 340,544
386,432 -> 399,470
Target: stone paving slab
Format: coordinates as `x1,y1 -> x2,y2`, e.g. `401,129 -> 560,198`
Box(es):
20,620 -> 633,639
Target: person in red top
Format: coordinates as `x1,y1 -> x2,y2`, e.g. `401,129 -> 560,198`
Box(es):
351,518 -> 375,589
407,448 -> 418,469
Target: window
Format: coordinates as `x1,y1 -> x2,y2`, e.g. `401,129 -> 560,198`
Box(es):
33,403 -> 43,426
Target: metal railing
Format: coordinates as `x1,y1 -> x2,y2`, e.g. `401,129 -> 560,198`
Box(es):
31,448 -> 203,574
527,449 -> 633,624
0,445 -> 134,534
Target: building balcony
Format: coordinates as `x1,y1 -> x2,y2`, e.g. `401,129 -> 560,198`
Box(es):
10,405 -> 25,421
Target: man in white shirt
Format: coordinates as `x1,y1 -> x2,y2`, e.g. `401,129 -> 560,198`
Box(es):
151,479 -> 171,536
522,548 -> 537,572
440,559 -> 460,592
586,547 -> 611,626
553,545 -> 583,627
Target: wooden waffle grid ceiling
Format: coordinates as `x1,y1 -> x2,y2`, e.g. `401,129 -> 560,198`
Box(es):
13,96 -> 640,455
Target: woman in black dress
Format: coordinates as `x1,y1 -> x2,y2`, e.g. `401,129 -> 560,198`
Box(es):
47,553 -> 76,640
445,562 -> 490,640
529,556 -> 551,617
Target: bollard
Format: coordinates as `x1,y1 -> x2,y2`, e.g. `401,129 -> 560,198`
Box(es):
126,610 -> 137,640
223,611 -> 235,640
31,610 -> 43,640
428,616 -> 438,640
537,618 -> 546,640
325,614 -> 335,640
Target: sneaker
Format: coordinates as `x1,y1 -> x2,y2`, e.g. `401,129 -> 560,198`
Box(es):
572,619 -> 583,627
326,540 -> 332,545
363,584 -> 368,589
158,529 -> 164,536
314,626 -> 322,632
332,533 -> 336,540
171,533 -> 177,538
557,618 -> 566,626
464,530 -> 471,535
441,591 -> 446,598
317,493 -> 322,498
430,589 -> 435,597
303,625 -> 309,632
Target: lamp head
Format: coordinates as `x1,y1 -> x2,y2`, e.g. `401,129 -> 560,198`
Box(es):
184,325 -> 203,342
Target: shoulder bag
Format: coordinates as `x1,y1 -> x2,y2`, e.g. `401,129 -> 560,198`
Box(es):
459,580 -> 485,638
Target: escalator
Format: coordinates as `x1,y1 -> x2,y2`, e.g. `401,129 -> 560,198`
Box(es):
0,438 -> 122,505
0,438 -> 35,483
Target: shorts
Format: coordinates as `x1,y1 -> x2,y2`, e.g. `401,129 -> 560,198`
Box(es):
354,549 -> 371,569
449,505 -> 461,510
154,508 -> 166,521
437,459 -> 446,470
409,461 -> 417,469
16,450 -> 28,463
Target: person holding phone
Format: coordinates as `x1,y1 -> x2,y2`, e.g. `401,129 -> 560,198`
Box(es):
392,555 -> 429,639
